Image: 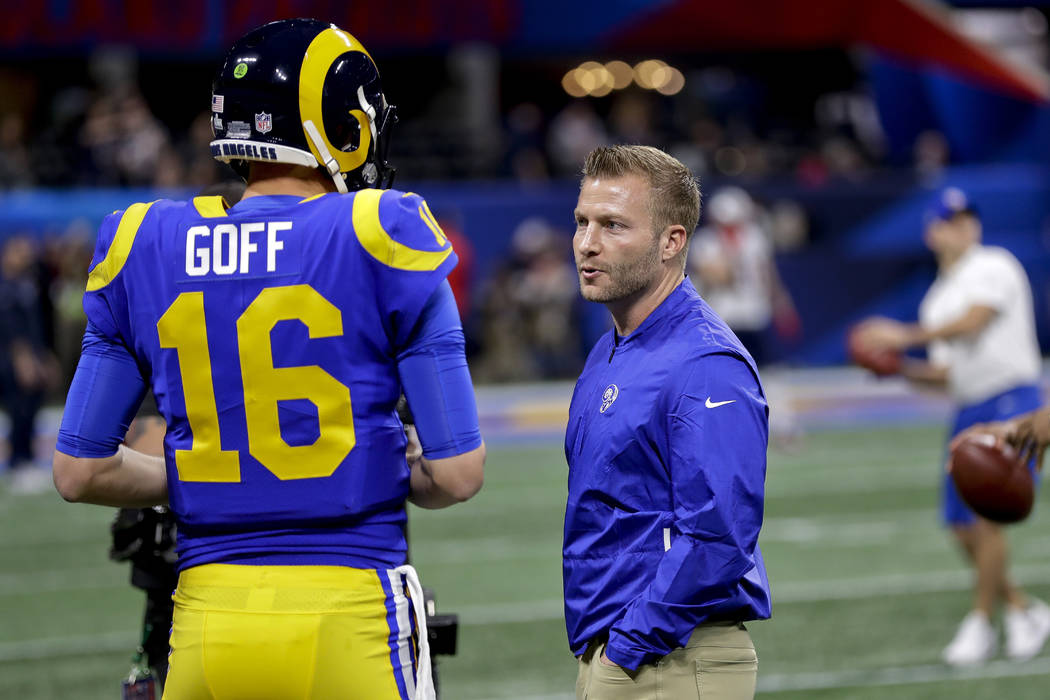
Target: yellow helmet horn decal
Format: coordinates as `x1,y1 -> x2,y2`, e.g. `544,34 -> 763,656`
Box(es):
299,28 -> 375,176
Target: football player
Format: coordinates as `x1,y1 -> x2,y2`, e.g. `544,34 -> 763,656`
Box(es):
857,188 -> 1050,666
953,405 -> 1050,473
52,18 -> 484,700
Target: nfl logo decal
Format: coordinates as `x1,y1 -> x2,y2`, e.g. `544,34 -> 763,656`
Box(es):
600,384 -> 619,414
255,112 -> 272,134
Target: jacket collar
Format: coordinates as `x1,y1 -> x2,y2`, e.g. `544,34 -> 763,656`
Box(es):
612,276 -> 694,347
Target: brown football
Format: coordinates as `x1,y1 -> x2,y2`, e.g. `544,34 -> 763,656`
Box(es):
847,325 -> 902,376
949,434 -> 1033,524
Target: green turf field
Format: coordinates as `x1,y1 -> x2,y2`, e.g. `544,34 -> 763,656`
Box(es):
3,424 -> 1050,699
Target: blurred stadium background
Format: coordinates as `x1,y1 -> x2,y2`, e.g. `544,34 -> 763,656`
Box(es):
4,0 -> 1050,697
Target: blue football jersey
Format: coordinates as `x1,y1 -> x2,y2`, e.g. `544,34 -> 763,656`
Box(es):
83,190 -> 457,570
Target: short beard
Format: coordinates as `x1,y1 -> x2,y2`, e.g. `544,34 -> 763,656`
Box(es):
579,237 -> 661,304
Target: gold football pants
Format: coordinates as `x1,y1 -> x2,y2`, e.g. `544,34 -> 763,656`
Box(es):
162,563 -> 422,700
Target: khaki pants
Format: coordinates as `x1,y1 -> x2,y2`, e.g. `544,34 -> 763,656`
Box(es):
575,622 -> 757,700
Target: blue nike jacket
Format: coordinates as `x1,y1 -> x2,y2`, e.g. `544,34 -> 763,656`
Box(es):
563,277 -> 772,671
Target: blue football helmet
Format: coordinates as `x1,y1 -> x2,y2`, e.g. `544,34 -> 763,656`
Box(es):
210,18 -> 397,192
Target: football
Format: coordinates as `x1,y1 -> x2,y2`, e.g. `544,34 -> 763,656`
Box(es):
949,433 -> 1033,524
846,323 -> 902,376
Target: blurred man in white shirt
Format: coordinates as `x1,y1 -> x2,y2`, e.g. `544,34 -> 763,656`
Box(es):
688,187 -> 799,366
860,187 -> 1050,666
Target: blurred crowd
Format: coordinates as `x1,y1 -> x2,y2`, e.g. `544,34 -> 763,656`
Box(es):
0,181 -> 806,390
0,87 -> 899,189
0,230 -> 93,391
0,49 -> 956,189
0,229 -> 92,482
0,49 -> 839,475
460,185 -> 808,382
470,218 -> 585,383
0,90 -> 226,190
503,90 -> 904,187
0,47 -> 824,377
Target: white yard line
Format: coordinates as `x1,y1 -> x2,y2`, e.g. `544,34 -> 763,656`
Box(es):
3,622 -> 1049,700
400,657 -> 1050,700
761,517 -> 917,545
460,598 -> 563,625
757,656 -> 1050,693
772,563 -> 1050,603
0,632 -> 133,662
9,558 -> 1050,613
0,530 -> 111,549
456,563 -> 1050,625
4,630 -> 1048,700
0,566 -> 124,596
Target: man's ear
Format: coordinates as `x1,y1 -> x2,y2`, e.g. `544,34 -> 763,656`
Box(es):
661,225 -> 688,263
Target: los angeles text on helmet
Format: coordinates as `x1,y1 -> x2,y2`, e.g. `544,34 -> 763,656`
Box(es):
211,143 -> 279,161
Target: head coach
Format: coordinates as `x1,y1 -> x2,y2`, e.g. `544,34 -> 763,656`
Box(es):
564,144 -> 771,699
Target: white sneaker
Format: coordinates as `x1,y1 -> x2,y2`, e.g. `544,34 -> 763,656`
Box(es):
1005,598 -> 1050,661
943,611 -> 997,666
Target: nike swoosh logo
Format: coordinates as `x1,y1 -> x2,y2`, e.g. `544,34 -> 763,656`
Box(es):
705,397 -> 736,408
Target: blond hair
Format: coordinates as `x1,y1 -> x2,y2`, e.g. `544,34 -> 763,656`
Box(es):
581,145 -> 701,236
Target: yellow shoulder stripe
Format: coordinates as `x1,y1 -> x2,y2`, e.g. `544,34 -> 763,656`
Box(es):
351,189 -> 453,272
86,202 -> 155,292
192,195 -> 229,218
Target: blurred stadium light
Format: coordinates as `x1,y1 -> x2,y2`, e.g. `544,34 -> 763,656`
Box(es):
2,0 -> 1046,98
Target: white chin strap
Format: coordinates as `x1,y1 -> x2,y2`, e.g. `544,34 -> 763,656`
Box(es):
303,119 -> 348,193
358,86 -> 379,147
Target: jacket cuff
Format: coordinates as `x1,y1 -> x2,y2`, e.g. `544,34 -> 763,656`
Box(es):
604,633 -> 656,671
